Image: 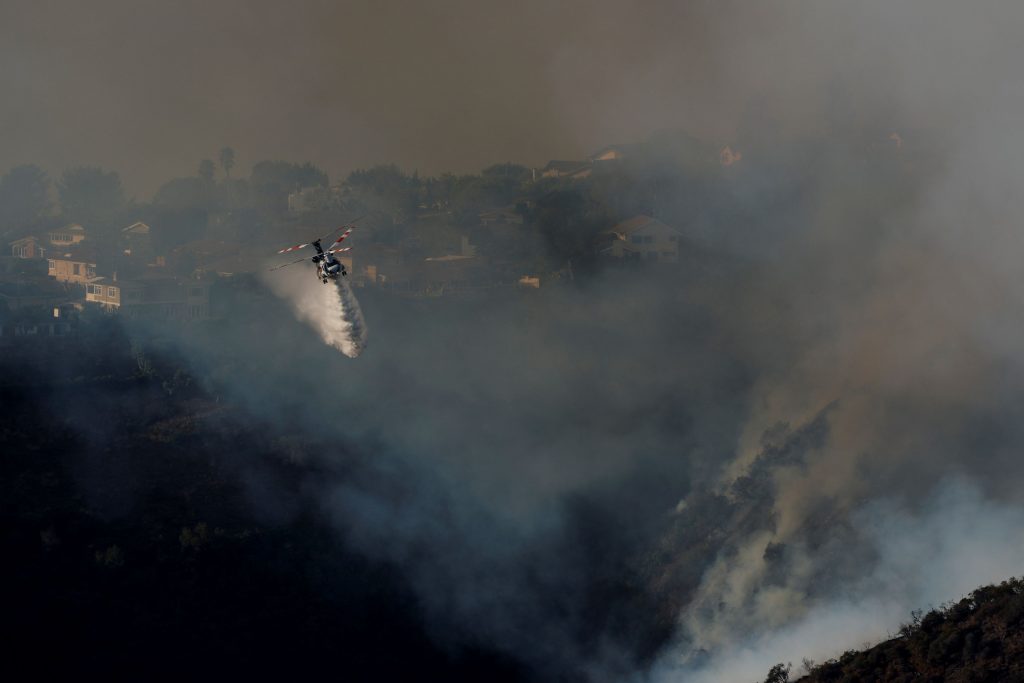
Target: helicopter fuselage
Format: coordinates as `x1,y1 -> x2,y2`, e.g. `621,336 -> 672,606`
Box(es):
311,239 -> 347,283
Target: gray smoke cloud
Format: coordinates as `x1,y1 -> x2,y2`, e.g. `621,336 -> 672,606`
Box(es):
161,1 -> 1024,676
10,0 -> 1024,679
655,480 -> 1024,682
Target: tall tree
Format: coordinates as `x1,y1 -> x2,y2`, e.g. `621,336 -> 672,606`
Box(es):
0,164 -> 51,233
57,166 -> 124,227
198,159 -> 216,183
250,160 -> 328,213
219,147 -> 235,179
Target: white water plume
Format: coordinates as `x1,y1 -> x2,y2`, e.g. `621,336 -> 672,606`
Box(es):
263,264 -> 368,358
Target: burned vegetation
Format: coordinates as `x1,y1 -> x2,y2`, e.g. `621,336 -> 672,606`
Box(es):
0,319 -> 525,680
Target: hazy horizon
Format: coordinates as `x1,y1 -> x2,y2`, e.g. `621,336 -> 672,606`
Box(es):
1,0 -> 810,197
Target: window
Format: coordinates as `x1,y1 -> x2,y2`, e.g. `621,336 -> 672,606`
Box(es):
108,287 -> 116,297
73,263 -> 81,275
48,260 -> 55,271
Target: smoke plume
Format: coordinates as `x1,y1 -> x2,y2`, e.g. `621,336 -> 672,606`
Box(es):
262,265 -> 368,358
11,1 -> 1024,680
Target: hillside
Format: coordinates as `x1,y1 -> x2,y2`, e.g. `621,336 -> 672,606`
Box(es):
0,327 -> 526,680
763,579 -> 1024,683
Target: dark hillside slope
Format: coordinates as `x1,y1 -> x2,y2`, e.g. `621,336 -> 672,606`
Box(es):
769,578 -> 1024,682
0,337 -> 525,681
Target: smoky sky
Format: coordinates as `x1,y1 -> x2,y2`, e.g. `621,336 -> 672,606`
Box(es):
0,0 -> 968,197
9,1 -> 1024,679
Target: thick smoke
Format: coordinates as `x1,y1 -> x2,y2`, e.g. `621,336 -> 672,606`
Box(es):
12,1 -> 1024,680
181,3 -> 1024,675
637,2 -> 1024,677
263,265 -> 368,358
655,481 -> 1024,682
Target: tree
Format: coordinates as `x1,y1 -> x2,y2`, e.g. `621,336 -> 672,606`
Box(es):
343,164 -> 420,225
534,186 -> 612,264
57,166 -> 124,227
0,164 -> 51,233
481,162 -> 531,183
250,160 -> 329,213
762,663 -> 790,683
220,147 -> 235,179
198,159 -> 216,183
155,177 -> 213,210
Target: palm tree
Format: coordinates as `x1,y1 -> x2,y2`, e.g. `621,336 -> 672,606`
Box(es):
219,147 -> 236,180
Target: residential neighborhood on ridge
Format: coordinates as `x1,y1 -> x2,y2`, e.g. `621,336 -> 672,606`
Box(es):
1,126 -> 909,343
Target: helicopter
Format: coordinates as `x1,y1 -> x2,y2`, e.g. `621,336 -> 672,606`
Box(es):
269,223 -> 357,284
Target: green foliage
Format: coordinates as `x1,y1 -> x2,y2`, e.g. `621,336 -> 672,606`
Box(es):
0,164 -> 51,232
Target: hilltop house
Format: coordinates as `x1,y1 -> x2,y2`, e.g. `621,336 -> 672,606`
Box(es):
540,160 -> 592,179
122,222 -> 154,261
590,144 -> 636,162
47,223 -> 87,247
0,305 -> 78,345
48,249 -> 97,284
85,274 -> 212,321
599,215 -> 682,264
10,236 -> 46,259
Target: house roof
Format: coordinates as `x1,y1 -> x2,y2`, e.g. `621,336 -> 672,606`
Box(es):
609,215 -> 680,237
10,236 -> 41,247
589,144 -> 636,160
48,223 -> 85,234
51,248 -> 98,263
122,221 -> 151,235
542,160 -> 591,174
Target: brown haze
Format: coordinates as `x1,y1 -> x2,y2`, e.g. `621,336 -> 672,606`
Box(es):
2,0 -> 861,196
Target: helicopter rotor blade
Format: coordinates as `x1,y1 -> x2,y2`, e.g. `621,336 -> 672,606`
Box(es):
277,242 -> 310,254
328,228 -> 353,249
327,246 -> 352,255
317,214 -> 365,243
268,257 -> 307,271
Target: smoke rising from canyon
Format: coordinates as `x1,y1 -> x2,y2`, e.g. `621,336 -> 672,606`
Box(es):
7,0 -> 1024,679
